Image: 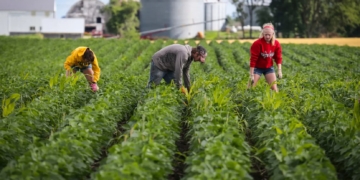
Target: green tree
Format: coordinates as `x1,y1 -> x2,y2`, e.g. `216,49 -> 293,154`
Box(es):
270,0 -> 360,37
270,0 -> 299,37
324,0 -> 360,37
246,0 -> 266,38
103,0 -> 140,38
255,6 -> 272,29
232,0 -> 267,38
231,0 -> 247,38
226,15 -> 235,27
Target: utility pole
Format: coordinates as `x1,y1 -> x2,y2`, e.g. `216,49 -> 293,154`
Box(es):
218,0 -> 220,39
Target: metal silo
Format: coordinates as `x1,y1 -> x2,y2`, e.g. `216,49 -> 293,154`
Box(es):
204,0 -> 226,31
140,0 -> 204,40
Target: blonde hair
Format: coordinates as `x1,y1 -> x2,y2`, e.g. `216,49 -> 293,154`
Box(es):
259,23 -> 276,46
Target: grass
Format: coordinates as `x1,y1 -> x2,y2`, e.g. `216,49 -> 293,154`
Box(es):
7,33 -> 44,39
205,30 -> 261,40
203,31 -> 360,47
5,31 -> 360,47
223,38 -> 360,47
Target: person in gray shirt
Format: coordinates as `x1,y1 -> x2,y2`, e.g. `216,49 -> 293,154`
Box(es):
147,44 -> 207,92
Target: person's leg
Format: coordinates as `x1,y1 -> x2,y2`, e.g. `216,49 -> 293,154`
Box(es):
248,68 -> 262,88
81,65 -> 99,91
251,74 -> 261,87
81,64 -> 94,82
264,67 -> 278,92
82,68 -> 94,83
163,71 -> 175,84
147,61 -> 165,88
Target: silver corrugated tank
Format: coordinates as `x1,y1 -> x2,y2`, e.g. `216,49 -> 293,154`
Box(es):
140,0 -> 204,39
204,0 -> 226,31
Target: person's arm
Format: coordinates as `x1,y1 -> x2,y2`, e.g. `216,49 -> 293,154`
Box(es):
174,54 -> 185,89
274,42 -> 282,67
249,67 -> 255,81
249,41 -> 260,80
91,54 -> 101,83
277,63 -> 282,79
64,50 -> 77,76
274,42 -> 283,78
183,65 -> 191,91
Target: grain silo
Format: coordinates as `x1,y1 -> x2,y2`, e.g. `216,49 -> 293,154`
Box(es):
204,0 -> 226,31
140,0 -> 204,40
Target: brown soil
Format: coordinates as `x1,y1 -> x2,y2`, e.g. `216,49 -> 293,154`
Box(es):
174,38 -> 360,47
168,109 -> 190,180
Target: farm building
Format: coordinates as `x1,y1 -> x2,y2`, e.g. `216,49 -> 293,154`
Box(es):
41,18 -> 85,39
65,0 -> 109,36
204,0 -> 227,31
0,0 -> 55,36
139,0 -> 228,39
0,0 -> 85,38
140,0 -> 205,40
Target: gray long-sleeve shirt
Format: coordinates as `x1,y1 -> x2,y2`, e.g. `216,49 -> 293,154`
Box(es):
152,44 -> 193,89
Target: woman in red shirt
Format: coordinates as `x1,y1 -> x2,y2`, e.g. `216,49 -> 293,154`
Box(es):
248,23 -> 283,92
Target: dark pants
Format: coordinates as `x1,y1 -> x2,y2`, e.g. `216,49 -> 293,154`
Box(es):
147,61 -> 175,88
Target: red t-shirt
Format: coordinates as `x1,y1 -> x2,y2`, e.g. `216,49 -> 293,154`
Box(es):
250,38 -> 282,68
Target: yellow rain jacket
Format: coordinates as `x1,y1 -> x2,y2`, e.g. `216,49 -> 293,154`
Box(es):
64,47 -> 101,82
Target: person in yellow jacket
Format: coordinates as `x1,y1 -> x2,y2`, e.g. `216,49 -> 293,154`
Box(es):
64,47 -> 101,92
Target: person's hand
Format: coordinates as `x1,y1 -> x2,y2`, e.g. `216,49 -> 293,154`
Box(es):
180,86 -> 187,94
277,69 -> 283,79
66,70 -> 72,77
90,83 -> 99,92
250,74 -> 254,84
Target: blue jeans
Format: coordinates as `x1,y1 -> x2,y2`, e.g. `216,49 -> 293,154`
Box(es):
254,66 -> 275,76
72,64 -> 92,72
147,61 -> 175,88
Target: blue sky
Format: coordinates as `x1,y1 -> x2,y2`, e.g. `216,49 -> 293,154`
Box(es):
55,0 -> 236,19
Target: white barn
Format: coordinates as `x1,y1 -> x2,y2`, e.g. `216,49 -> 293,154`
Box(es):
41,18 -> 85,39
0,0 -> 55,36
0,0 -> 85,38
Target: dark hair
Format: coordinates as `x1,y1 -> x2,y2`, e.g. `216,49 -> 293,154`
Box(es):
83,48 -> 94,62
196,45 -> 207,56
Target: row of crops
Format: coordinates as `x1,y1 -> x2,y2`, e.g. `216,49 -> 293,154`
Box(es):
0,36 -> 359,180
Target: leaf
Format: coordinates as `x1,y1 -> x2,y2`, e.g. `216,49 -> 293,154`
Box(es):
280,146 -> 287,157
255,147 -> 268,155
274,126 -> 283,135
273,99 -> 281,110
2,93 -> 21,117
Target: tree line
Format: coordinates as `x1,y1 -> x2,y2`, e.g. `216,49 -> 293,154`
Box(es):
102,0 -> 140,38
232,0 -> 360,38
102,0 -> 359,38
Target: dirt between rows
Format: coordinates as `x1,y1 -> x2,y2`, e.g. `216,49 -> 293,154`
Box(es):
174,38 -> 360,47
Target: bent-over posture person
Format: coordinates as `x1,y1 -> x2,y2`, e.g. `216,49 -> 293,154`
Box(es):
147,44 -> 207,93
64,47 -> 101,92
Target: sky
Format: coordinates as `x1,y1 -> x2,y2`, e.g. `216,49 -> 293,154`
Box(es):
55,0 -> 237,19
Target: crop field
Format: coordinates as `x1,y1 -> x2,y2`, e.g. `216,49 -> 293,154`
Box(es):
0,36 -> 360,180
